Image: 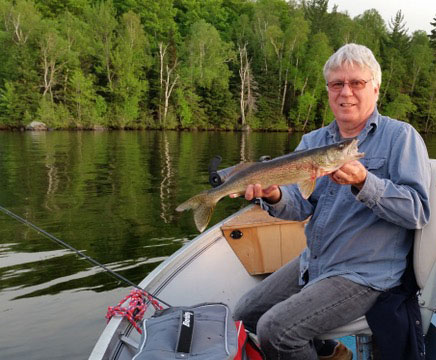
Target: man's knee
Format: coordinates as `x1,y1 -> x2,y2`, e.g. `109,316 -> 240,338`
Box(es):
256,311 -> 284,349
257,310 -> 306,351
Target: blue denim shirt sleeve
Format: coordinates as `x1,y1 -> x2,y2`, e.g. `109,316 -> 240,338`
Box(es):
354,124 -> 431,229
259,184 -> 313,221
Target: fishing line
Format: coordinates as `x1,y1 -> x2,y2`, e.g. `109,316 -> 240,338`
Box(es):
0,204 -> 171,308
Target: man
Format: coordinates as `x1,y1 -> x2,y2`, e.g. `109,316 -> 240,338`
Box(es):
232,43 -> 431,359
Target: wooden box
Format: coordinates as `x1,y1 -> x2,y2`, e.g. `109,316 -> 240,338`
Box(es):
221,205 -> 307,275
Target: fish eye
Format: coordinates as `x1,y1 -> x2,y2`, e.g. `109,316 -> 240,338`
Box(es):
338,143 -> 345,149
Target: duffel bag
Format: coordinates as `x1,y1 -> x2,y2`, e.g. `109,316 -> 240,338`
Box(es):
132,303 -> 264,360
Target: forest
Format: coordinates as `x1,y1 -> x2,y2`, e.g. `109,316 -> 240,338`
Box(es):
0,0 -> 436,132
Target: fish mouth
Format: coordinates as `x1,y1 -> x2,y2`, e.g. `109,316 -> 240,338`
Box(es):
346,138 -> 364,158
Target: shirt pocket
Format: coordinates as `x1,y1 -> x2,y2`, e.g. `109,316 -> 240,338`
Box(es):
363,157 -> 387,178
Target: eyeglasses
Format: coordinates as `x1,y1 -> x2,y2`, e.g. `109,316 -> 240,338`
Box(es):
326,79 -> 373,91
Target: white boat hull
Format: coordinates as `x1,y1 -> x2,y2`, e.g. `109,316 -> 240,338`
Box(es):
90,206 -> 262,360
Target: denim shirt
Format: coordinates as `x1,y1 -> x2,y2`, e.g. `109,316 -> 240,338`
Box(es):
262,108 -> 431,291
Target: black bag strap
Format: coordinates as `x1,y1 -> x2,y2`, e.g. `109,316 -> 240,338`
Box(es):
176,310 -> 195,355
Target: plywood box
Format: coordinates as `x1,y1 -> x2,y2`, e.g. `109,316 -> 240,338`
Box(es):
221,205 -> 307,275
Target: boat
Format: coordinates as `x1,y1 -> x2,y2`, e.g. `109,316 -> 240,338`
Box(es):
90,160 -> 436,360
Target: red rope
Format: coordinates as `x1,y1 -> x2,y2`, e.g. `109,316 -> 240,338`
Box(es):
106,289 -> 164,334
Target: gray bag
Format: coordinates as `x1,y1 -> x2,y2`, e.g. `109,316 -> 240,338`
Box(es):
132,303 -> 238,360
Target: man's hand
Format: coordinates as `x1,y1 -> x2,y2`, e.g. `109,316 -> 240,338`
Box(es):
230,184 -> 281,204
329,160 -> 367,190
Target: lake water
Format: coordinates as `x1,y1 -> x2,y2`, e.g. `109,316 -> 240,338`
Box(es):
0,130 -> 435,359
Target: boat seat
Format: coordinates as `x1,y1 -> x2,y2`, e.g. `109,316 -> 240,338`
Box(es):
318,159 -> 436,341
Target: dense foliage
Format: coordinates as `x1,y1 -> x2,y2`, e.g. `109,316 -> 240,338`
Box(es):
0,0 -> 436,132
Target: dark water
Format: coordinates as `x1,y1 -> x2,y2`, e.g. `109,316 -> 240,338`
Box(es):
1,130 -> 435,360
0,130 -> 305,360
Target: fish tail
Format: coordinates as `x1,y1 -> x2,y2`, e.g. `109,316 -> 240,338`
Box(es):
176,191 -> 217,232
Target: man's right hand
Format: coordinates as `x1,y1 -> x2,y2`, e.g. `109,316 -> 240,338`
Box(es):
230,184 -> 281,204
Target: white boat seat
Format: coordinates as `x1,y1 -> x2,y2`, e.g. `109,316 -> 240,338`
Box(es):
318,159 -> 436,340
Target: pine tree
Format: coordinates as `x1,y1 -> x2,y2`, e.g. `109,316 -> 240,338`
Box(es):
429,14 -> 436,49
302,0 -> 329,34
388,10 -> 409,52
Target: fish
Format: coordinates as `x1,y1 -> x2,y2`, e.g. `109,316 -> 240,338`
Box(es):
176,138 -> 364,232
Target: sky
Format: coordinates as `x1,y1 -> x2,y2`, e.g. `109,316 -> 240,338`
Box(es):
328,0 -> 435,35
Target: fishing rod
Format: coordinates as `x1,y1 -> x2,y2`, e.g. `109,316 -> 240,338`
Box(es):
0,204 -> 171,308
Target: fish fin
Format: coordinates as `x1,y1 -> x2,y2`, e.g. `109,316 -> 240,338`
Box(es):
176,191 -> 217,232
297,179 -> 316,199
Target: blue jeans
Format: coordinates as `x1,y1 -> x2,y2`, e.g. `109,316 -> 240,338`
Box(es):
233,257 -> 381,359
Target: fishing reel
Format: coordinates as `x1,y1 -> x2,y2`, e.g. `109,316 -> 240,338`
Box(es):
208,156 -> 225,187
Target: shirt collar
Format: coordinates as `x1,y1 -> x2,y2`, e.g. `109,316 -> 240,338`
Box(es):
327,107 -> 379,142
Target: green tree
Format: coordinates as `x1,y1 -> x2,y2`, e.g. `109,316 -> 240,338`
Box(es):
175,86 -> 207,128
379,47 -> 407,109
174,0 -> 235,39
388,10 -> 409,53
67,69 -> 105,128
181,19 -> 235,128
36,95 -> 71,128
38,24 -> 69,102
33,0 -> 89,17
302,0 -> 329,34
134,0 -> 178,47
84,0 -> 117,92
407,31 -> 434,94
429,14 -> 436,50
182,19 -> 233,90
324,8 -> 356,49
0,0 -> 42,124
384,93 -> 416,122
280,9 -> 309,116
354,9 -> 387,56
294,32 -> 332,131
0,81 -> 25,126
56,11 -> 88,100
380,12 -> 410,110
0,0 -> 435,130
110,11 -> 150,128
423,65 -> 436,132
247,0 -> 295,128
133,1 -> 179,127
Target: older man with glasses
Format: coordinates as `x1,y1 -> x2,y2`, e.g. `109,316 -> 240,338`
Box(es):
232,43 -> 431,359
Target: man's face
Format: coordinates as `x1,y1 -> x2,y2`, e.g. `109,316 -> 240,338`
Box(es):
327,64 -> 379,133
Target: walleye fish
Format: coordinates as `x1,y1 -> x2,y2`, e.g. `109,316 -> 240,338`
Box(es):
176,138 -> 364,232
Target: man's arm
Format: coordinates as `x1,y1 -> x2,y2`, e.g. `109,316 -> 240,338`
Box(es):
351,126 -> 430,229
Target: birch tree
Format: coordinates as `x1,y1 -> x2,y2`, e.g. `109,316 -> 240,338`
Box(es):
158,42 -> 179,127
238,43 -> 256,126
280,11 -> 309,115
407,31 -> 433,94
39,28 -> 68,101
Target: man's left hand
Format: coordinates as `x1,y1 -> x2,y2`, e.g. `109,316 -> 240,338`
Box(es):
329,161 -> 367,190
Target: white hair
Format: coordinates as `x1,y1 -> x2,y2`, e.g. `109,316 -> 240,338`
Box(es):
323,43 -> 382,87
